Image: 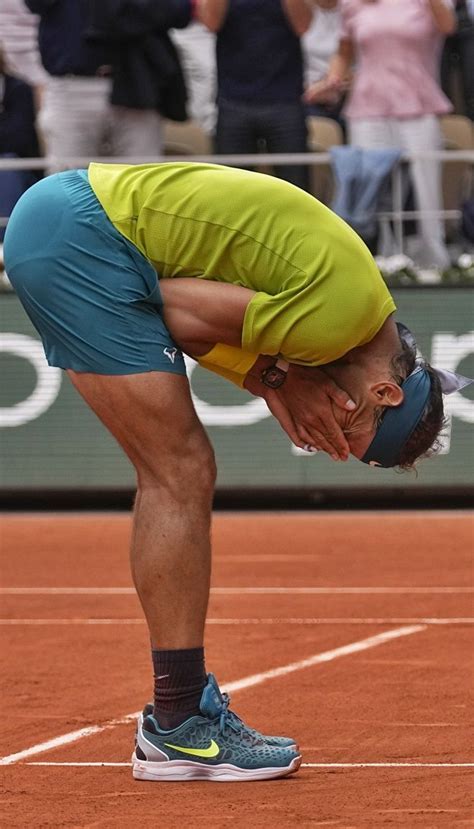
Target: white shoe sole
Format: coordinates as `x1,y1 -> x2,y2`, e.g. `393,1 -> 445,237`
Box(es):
132,751 -> 302,782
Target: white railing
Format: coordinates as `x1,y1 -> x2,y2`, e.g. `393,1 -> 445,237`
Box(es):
1,151 -> 473,258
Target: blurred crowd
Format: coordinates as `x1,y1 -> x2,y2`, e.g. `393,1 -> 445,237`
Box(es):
1,0 -> 473,273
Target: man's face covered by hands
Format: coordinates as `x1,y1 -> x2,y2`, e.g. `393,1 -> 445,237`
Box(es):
319,360 -> 404,460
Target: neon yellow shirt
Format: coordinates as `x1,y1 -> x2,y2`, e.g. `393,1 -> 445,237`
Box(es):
89,162 -> 395,374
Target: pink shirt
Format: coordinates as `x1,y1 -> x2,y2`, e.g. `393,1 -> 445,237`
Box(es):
340,0 -> 453,119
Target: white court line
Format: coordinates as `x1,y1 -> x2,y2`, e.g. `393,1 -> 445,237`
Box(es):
2,509 -> 471,519
303,763 -> 474,768
23,761 -> 474,769
209,617 -> 473,626
0,617 -> 472,626
219,556 -> 330,562
0,625 -> 424,766
0,713 -> 140,768
1,586 -> 472,595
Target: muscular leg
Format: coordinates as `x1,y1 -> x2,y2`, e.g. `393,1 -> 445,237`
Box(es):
67,369 -> 216,649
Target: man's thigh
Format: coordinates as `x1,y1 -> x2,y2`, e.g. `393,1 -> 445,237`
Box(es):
5,170 -> 185,377
67,369 -> 214,488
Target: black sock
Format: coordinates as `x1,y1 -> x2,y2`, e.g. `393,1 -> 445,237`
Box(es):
151,647 -> 206,730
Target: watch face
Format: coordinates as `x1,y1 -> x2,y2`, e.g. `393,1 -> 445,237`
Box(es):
261,366 -> 287,389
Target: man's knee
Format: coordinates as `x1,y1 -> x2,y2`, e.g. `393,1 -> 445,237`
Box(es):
137,429 -> 217,503
181,434 -> 217,497
66,370 -> 217,499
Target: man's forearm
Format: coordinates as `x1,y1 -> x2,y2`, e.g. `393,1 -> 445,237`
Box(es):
159,277 -> 255,356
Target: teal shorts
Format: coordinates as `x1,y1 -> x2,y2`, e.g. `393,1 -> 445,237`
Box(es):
3,169 -> 186,376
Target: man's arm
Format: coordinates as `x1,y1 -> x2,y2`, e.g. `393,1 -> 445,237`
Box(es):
159,277 -> 252,355
159,278 -> 354,459
177,343 -> 318,453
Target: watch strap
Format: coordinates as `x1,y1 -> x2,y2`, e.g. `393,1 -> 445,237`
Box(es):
274,358 -> 289,374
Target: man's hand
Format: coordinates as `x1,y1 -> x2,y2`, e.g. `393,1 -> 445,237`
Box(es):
274,364 -> 355,460
244,359 -> 356,460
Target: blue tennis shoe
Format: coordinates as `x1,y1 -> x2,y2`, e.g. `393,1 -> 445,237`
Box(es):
132,674 -> 301,781
137,675 -> 297,750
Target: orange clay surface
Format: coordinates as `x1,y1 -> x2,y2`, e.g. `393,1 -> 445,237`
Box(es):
0,511 -> 473,828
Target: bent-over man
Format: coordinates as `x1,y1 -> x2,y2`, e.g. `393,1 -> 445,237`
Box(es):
4,162 -> 468,781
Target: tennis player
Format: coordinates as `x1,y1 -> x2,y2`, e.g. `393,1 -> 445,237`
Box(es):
4,162 -> 469,782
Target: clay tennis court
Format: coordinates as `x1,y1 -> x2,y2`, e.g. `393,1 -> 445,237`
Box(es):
1,510 -> 473,827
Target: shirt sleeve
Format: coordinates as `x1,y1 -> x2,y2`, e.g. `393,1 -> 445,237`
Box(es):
197,343 -> 259,388
241,286 -> 331,364
241,277 -> 397,366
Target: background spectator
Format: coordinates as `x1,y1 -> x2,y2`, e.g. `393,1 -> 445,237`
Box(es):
0,47 -> 40,241
441,0 -> 474,121
199,0 -> 313,190
171,22 -> 217,136
302,0 -> 347,130
25,0 -> 116,163
87,1 -> 191,148
25,0 -> 191,164
306,0 -> 456,270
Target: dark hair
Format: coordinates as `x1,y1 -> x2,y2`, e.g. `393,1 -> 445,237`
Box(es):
390,344 -> 446,470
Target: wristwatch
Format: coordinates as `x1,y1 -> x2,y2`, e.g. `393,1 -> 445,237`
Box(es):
260,358 -> 289,389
